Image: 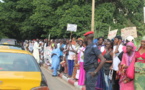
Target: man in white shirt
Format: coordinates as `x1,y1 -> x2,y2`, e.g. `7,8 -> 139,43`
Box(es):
33,39 -> 41,63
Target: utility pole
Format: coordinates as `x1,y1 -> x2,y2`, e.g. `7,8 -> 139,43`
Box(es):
91,0 -> 95,31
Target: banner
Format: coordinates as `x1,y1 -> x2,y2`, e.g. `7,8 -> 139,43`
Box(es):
108,29 -> 118,39
121,27 -> 137,39
67,24 -> 77,32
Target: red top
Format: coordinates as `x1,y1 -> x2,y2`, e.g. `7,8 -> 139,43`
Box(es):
98,49 -> 106,62
136,48 -> 145,63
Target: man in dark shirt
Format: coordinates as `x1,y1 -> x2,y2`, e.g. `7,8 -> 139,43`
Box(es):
83,31 -> 106,90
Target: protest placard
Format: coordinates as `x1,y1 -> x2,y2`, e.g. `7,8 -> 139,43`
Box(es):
108,29 -> 118,39
67,24 -> 77,32
121,27 -> 137,39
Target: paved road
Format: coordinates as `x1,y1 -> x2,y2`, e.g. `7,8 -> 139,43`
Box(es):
41,67 -> 78,90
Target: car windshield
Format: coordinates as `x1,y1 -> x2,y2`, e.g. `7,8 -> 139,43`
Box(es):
0,52 -> 40,72
0,39 -> 17,45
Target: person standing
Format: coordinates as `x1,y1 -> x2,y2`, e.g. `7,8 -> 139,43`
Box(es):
103,40 -> 113,90
98,37 -> 105,53
96,37 -> 106,90
134,36 -> 145,90
112,36 -> 123,90
63,39 -> 69,76
25,41 -> 29,51
67,39 -> 77,78
33,39 -> 41,63
72,38 -> 80,80
57,39 -> 61,49
43,39 -> 48,64
39,41 -> 44,66
117,42 -> 135,90
83,31 -> 106,90
23,40 -> 27,50
51,44 -> 62,77
28,40 -> 34,53
46,41 -> 53,66
59,39 -> 66,73
77,39 -> 86,85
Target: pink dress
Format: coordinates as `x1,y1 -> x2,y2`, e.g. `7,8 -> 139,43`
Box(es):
78,47 -> 85,85
119,52 -> 135,90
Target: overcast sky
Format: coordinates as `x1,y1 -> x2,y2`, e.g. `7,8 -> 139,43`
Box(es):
0,0 -> 4,2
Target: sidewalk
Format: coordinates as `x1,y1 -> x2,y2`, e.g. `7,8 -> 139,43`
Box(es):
43,64 -> 86,90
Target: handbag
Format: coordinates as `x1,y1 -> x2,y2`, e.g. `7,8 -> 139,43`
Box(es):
126,55 -> 135,79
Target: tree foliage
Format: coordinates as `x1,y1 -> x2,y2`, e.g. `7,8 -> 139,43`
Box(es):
0,0 -> 144,40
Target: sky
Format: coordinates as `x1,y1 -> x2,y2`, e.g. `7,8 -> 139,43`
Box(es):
0,0 -> 4,2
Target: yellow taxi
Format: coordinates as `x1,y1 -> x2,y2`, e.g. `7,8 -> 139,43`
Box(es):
0,44 -> 24,50
0,38 -> 17,45
0,49 -> 49,90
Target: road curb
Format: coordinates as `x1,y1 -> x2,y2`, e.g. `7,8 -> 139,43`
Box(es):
43,64 -> 86,90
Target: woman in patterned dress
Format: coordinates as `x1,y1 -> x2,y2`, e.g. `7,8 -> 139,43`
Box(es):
135,36 -> 145,90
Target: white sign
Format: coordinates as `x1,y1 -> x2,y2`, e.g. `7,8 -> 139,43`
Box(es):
108,29 -> 118,39
67,24 -> 77,32
143,7 -> 145,23
121,27 -> 137,39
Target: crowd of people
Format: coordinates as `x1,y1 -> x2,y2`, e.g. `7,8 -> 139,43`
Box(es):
23,31 -> 145,90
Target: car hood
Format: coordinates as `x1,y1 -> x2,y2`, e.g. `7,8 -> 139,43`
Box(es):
0,71 -> 41,90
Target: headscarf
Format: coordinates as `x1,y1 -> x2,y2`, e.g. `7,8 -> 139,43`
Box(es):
126,42 -> 136,51
123,42 -> 136,53
77,38 -> 83,41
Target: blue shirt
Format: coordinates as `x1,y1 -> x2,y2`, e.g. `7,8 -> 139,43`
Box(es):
84,43 -> 101,68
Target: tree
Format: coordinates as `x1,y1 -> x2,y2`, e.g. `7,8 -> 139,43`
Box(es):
0,0 -> 144,40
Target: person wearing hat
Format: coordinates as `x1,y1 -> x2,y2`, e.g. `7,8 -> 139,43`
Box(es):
125,36 -> 134,46
83,31 -> 106,90
126,36 -> 134,42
